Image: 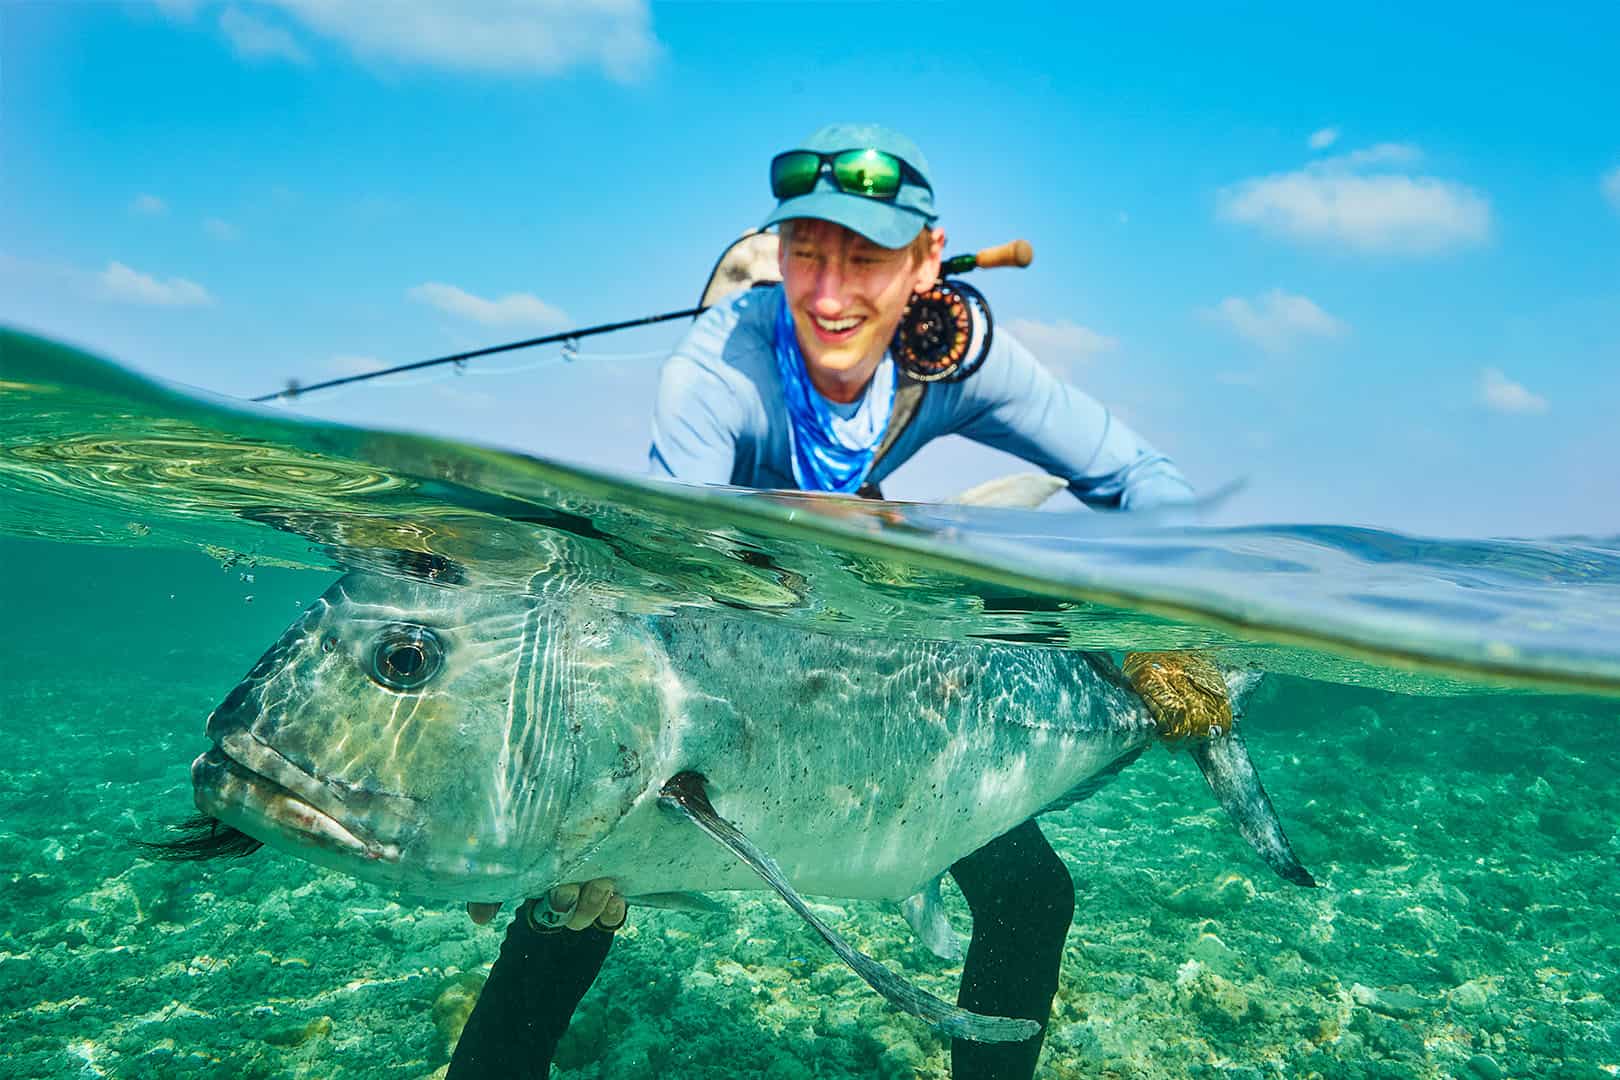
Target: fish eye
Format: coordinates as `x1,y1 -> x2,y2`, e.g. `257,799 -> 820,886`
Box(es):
367,626 -> 445,692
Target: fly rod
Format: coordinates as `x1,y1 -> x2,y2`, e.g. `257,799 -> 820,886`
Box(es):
253,238 -> 1032,403
251,305 -> 704,403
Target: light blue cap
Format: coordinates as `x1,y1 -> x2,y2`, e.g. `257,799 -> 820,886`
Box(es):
763,122 -> 938,249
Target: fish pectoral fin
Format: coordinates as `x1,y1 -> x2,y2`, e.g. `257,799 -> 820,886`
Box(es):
901,875 -> 964,962
628,891 -> 728,914
658,771 -> 1039,1045
1187,730 -> 1317,888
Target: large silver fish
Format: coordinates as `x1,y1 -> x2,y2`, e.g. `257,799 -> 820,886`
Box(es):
161,565 -> 1314,1041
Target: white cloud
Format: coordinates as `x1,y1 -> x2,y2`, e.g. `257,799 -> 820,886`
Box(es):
1335,142 -> 1422,168
1217,143 -> 1490,255
203,217 -> 238,240
1307,127 -> 1339,151
220,6 -> 310,63
1479,368 -> 1548,414
99,261 -> 213,307
1603,166 -> 1620,213
1204,289 -> 1346,352
408,282 -> 569,328
132,193 -> 168,215
218,5 -> 309,63
245,0 -> 660,81
1007,318 -> 1116,376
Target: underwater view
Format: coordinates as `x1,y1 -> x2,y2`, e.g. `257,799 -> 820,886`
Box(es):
3,332 -> 1618,1080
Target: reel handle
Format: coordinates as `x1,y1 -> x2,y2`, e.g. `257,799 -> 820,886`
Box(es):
940,239 -> 1034,276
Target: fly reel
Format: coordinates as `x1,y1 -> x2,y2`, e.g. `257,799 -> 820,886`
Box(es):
892,279 -> 993,383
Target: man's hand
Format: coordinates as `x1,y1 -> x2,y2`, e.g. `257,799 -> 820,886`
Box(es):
1123,651 -> 1232,743
464,878 -> 627,933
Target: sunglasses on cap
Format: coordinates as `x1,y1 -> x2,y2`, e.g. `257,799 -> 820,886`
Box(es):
769,149 -> 931,201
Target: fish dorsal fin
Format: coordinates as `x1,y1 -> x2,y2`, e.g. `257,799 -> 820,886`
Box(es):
658,771 -> 1038,1045
948,472 -> 1067,509
900,874 -> 964,962
1040,744 -> 1149,815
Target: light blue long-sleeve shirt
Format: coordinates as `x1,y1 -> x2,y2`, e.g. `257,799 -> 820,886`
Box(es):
649,285 -> 1193,510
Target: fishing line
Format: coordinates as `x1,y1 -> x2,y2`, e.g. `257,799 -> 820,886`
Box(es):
266,347 -> 676,406
460,347 -> 673,375
252,306 -> 704,403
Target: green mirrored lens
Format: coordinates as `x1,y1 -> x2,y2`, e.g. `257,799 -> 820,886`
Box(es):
771,152 -> 823,199
832,150 -> 902,198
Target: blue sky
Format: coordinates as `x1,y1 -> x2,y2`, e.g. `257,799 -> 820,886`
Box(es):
4,2 -> 1618,539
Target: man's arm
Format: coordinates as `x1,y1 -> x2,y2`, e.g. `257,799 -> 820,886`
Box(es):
648,354 -> 744,483
951,331 -> 1194,511
648,302 -> 760,483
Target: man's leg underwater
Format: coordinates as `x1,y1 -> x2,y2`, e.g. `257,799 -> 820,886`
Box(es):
949,819 -> 1075,1080
447,899 -> 615,1079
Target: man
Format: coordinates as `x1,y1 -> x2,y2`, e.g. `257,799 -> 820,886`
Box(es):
449,123 -> 1221,1079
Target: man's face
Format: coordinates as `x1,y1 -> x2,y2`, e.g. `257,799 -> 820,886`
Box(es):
779,219 -> 941,401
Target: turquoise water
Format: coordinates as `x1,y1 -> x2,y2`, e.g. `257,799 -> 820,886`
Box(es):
2,329 -> 1617,1078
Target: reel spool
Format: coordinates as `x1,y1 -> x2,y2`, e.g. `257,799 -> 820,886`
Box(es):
892,238 -> 1029,383
893,279 -> 993,383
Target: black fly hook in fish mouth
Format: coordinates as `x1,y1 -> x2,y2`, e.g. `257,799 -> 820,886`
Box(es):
138,739 -> 405,866
136,814 -> 263,862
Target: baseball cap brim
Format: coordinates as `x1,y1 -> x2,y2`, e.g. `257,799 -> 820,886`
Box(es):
763,189 -> 931,250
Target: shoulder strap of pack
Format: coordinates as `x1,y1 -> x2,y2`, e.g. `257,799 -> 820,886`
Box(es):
856,375 -> 928,499
875,375 -> 927,468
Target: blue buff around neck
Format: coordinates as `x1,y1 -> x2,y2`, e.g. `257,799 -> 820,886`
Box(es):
772,295 -> 895,493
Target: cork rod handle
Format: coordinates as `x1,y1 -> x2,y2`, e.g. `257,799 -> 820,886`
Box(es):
974,239 -> 1034,269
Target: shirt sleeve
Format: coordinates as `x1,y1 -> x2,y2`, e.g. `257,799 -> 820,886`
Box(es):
648,354 -> 742,483
647,302 -> 751,484
952,331 -> 1195,511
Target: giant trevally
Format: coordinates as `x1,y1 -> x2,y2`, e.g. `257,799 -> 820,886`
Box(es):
153,566 -> 1314,1041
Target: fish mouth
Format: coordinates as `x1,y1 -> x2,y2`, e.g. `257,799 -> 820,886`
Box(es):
193,733 -> 404,865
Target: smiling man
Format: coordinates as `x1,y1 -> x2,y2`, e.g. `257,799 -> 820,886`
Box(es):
648,124 -> 1192,509
449,123 -> 1209,1080
776,215 -> 938,402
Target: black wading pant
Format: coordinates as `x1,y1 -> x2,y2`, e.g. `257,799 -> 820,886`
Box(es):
949,819 -> 1075,1079
446,903 -> 614,1080
446,820 -> 1074,1079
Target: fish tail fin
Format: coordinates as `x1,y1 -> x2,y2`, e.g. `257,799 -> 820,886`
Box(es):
1117,654 -> 1313,885
1186,731 -> 1316,887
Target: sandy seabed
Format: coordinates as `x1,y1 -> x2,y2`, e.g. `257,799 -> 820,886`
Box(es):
3,656 -> 1618,1080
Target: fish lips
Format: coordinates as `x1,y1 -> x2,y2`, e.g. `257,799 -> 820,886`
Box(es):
192,732 -> 407,867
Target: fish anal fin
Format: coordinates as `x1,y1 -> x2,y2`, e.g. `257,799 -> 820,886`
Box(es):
1041,744 -> 1148,815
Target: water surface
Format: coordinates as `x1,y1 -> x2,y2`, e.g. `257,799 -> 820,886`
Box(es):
2,330 -> 1616,1078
